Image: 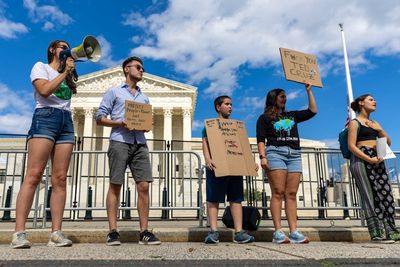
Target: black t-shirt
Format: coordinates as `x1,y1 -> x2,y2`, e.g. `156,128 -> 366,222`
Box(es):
256,109 -> 316,149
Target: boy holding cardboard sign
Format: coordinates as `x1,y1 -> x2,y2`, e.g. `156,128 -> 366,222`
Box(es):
202,95 -> 256,244
95,56 -> 160,246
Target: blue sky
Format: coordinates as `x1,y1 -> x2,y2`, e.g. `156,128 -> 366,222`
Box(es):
1,0 -> 400,150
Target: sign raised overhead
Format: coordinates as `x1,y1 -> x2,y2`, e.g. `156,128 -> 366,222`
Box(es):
124,100 -> 152,131
205,119 -> 258,177
279,47 -> 323,88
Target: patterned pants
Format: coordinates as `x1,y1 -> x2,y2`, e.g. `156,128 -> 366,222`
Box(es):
350,146 -> 398,239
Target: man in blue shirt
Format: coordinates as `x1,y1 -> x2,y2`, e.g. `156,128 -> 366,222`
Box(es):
96,56 -> 161,246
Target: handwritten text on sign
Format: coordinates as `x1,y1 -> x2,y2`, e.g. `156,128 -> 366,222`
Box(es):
124,100 -> 152,131
279,48 -> 323,87
205,119 -> 257,177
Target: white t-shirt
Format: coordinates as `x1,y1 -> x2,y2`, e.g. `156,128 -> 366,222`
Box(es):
30,62 -> 71,111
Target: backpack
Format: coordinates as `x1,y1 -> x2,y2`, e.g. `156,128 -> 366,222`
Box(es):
338,119 -> 361,159
222,206 -> 261,231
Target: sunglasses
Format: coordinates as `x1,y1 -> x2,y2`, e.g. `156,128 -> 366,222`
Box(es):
57,45 -> 69,50
126,64 -> 145,72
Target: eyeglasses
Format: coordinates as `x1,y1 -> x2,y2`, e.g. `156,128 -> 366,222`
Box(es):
126,64 -> 145,72
57,45 -> 69,50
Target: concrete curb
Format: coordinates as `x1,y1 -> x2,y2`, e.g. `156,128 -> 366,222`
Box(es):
0,227 -> 371,244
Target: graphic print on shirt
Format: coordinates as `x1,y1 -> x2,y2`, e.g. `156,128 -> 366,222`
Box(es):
273,117 -> 295,135
53,80 -> 72,100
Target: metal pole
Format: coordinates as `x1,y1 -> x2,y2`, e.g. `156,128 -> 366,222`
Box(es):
339,23 -> 356,119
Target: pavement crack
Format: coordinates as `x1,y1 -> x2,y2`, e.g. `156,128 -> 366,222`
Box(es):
252,244 -> 309,260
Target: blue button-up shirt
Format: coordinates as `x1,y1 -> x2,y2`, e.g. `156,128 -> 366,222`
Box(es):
95,83 -> 150,144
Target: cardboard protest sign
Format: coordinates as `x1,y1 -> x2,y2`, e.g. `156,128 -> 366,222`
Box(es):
124,100 -> 152,131
279,47 -> 323,87
205,119 -> 258,177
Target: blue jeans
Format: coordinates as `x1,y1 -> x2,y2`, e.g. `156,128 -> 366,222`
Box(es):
27,107 -> 74,144
266,145 -> 302,172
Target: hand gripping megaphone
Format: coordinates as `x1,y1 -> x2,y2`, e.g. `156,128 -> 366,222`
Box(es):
59,35 -> 102,80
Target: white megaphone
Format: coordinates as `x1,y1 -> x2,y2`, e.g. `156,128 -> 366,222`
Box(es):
59,35 -> 102,62
59,35 -> 102,81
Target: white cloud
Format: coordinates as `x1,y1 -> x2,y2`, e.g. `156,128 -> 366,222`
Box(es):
286,90 -> 302,100
96,35 -> 120,68
192,120 -> 203,131
0,18 -> 29,39
23,0 -> 73,31
124,0 -> 400,96
320,138 -> 340,149
237,96 -> 264,111
0,114 -> 32,134
0,83 -> 33,134
0,1 -> 29,39
123,12 -> 149,28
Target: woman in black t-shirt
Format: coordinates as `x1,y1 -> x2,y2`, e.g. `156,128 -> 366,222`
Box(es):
256,83 -> 316,244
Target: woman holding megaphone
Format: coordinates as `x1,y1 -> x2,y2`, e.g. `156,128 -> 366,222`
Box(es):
11,40 -> 76,249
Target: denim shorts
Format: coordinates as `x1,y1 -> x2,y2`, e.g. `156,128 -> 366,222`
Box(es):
108,140 -> 153,184
266,145 -> 302,173
206,169 -> 244,203
27,107 -> 74,144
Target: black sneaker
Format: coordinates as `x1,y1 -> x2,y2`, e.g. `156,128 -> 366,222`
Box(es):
139,230 -> 161,245
106,230 -> 121,246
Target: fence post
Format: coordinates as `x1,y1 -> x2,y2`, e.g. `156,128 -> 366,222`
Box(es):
196,189 -> 200,219
261,189 -> 269,219
46,186 -> 52,220
84,186 -> 93,220
124,187 -> 131,220
343,191 -> 350,219
161,187 -> 168,219
317,181 -> 326,219
161,148 -> 170,220
2,186 -> 12,220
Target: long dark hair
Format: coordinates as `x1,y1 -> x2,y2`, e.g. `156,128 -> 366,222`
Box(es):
350,94 -> 370,113
47,40 -> 77,94
263,88 -> 285,119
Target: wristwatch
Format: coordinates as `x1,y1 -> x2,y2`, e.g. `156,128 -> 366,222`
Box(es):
259,155 -> 266,159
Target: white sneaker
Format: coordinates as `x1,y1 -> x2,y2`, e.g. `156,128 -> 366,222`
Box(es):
10,231 -> 32,249
371,237 -> 395,244
47,231 -> 72,247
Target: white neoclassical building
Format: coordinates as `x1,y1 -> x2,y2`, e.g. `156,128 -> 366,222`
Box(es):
71,66 -> 197,151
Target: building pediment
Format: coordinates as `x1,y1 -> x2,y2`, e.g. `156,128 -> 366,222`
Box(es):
77,66 -> 197,94
75,66 -> 197,111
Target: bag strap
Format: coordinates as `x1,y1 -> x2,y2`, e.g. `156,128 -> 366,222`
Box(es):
352,118 -> 361,134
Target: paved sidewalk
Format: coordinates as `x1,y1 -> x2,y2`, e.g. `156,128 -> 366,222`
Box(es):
1,242 -> 400,266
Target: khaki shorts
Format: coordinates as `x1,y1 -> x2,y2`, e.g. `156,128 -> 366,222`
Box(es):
107,140 -> 153,184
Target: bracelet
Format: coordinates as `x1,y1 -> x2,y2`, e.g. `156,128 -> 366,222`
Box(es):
259,155 -> 266,159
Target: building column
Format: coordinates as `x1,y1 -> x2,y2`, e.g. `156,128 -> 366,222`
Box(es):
83,108 -> 94,150
163,108 -> 173,143
145,109 -> 154,151
102,126 -> 111,151
182,108 -> 192,141
71,108 -> 79,138
182,108 -> 192,177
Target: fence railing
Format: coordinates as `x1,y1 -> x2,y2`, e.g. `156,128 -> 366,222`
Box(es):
0,139 -> 399,228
